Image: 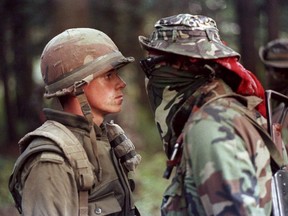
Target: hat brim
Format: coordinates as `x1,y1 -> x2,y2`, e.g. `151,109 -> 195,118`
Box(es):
139,35 -> 240,60
259,46 -> 288,68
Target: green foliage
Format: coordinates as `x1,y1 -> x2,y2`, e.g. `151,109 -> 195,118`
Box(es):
0,157 -> 15,207
136,105 -> 163,154
134,151 -> 170,216
0,92 -> 6,143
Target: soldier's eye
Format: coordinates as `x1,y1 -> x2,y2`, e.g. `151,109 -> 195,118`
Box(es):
105,71 -> 114,79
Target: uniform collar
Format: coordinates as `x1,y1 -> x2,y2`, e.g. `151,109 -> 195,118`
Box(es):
43,108 -> 91,133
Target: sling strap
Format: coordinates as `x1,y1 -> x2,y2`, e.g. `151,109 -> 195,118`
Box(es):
201,93 -> 286,168
9,120 -> 94,216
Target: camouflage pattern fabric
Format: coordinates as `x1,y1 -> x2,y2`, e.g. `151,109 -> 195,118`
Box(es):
139,14 -> 240,60
145,60 -> 210,157
41,28 -> 134,98
160,79 -> 272,216
139,13 -> 272,215
139,13 -> 266,118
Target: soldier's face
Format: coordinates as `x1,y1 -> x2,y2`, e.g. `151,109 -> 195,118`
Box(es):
267,67 -> 288,93
83,69 -> 126,123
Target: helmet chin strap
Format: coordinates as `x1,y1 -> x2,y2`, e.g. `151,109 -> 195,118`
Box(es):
75,86 -> 102,181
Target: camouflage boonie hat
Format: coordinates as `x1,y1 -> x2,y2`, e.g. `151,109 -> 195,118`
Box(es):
138,14 -> 240,59
259,38 -> 288,68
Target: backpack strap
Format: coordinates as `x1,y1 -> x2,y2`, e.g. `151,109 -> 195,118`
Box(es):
9,120 -> 94,216
9,138 -> 63,214
230,101 -> 286,169
202,93 -> 285,169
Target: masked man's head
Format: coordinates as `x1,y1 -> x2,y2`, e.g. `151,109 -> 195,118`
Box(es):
138,14 -> 240,156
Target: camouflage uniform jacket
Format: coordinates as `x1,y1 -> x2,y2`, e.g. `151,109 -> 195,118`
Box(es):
161,79 -> 272,216
9,108 -> 136,216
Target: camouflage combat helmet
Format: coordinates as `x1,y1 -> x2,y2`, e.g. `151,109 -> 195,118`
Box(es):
138,14 -> 240,59
41,28 -> 134,98
259,38 -> 288,68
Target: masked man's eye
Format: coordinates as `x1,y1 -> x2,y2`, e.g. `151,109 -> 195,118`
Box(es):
139,55 -> 170,78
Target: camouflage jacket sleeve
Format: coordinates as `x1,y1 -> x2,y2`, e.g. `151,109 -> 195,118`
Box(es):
182,99 -> 272,216
20,152 -> 79,216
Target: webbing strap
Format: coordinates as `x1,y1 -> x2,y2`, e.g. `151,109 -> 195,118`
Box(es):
120,150 -> 136,163
202,93 -> 285,168
9,142 -> 63,214
76,92 -> 102,181
12,120 -> 95,216
110,134 -> 127,148
238,106 -> 285,167
79,191 -> 89,216
19,120 -> 95,190
76,93 -> 93,124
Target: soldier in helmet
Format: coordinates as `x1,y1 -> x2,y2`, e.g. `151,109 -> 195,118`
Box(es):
259,38 -> 288,154
259,38 -> 288,94
9,28 -> 141,216
138,14 -> 272,215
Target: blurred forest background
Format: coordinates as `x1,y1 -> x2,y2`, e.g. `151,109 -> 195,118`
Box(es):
0,0 -> 287,215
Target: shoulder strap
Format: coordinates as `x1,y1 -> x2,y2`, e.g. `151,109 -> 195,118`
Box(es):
202,93 -> 285,168
21,120 -> 94,190
10,120 -> 94,216
9,138 -> 63,214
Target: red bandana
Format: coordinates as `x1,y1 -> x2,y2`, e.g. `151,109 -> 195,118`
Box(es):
214,57 -> 266,118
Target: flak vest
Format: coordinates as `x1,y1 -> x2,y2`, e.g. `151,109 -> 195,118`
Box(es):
9,120 -> 137,216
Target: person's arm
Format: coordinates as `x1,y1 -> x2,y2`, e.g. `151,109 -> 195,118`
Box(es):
185,118 -> 270,215
21,152 -> 79,216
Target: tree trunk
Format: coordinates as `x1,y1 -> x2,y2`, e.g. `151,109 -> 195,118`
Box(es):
51,0 -> 92,36
266,0 -> 279,41
10,0 -> 34,126
236,0 -> 258,74
0,1 -> 17,143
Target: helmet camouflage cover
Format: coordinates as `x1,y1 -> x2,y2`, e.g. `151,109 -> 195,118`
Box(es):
139,14 -> 240,59
41,28 -> 134,98
259,38 -> 288,68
